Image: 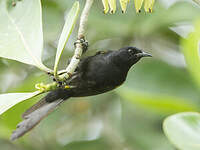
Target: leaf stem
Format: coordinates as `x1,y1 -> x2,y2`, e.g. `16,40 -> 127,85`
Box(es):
39,64 -> 54,74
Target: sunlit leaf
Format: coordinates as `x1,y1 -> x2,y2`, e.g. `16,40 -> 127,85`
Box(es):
54,1 -> 79,76
163,112 -> 200,150
181,21 -> 200,88
144,0 -> 155,13
0,91 -> 41,115
116,87 -> 198,114
0,0 -> 51,72
102,0 -> 109,14
134,0 -> 144,13
108,0 -> 116,14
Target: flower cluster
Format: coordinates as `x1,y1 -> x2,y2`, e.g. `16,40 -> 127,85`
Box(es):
102,0 -> 155,14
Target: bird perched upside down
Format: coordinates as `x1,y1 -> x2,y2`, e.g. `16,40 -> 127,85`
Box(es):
11,46 -> 152,140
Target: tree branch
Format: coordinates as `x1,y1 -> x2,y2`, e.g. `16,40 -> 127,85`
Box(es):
60,0 -> 93,80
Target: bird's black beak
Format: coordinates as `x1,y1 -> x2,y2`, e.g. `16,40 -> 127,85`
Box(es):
135,51 -> 152,58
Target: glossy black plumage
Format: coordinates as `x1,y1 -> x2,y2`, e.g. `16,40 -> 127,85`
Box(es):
11,46 -> 151,140
47,46 -> 151,100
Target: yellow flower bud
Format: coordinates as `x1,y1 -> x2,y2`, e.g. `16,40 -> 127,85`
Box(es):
144,0 -> 155,13
101,0 -> 155,14
119,0 -> 129,13
108,0 -> 116,14
102,0 -> 109,14
134,0 -> 144,13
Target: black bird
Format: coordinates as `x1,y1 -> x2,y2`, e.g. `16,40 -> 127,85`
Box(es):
11,46 -> 151,140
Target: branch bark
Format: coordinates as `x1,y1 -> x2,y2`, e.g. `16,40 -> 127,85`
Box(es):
61,0 -> 93,80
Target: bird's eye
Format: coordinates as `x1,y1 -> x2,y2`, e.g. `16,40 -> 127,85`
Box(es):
128,49 -> 134,55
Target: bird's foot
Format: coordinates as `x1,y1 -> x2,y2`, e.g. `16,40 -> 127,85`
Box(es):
74,38 -> 88,53
57,70 -> 67,75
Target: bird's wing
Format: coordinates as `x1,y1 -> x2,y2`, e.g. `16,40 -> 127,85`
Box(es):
11,99 -> 64,141
11,88 -> 72,141
22,97 -> 47,119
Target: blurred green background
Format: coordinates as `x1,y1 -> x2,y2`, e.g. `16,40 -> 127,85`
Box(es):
0,0 -> 200,149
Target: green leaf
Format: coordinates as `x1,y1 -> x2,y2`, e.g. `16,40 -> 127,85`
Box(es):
0,0 -> 51,72
181,21 -> 200,88
163,112 -> 200,150
0,91 -> 41,115
116,87 -> 198,114
54,1 -> 79,77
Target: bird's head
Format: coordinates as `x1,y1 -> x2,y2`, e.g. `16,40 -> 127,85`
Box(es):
115,46 -> 152,67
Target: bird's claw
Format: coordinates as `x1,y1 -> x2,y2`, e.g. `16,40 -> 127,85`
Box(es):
74,38 -> 89,53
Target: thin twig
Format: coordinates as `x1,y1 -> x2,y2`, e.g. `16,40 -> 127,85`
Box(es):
60,0 -> 93,80
77,0 -> 93,39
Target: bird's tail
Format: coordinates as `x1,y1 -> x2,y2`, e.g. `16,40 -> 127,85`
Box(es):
10,89 -> 70,141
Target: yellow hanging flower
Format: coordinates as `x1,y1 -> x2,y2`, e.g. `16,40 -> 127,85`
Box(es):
102,0 -> 109,13
102,0 -> 155,14
144,0 -> 155,13
108,0 -> 117,14
134,0 -> 144,13
120,0 -> 130,13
